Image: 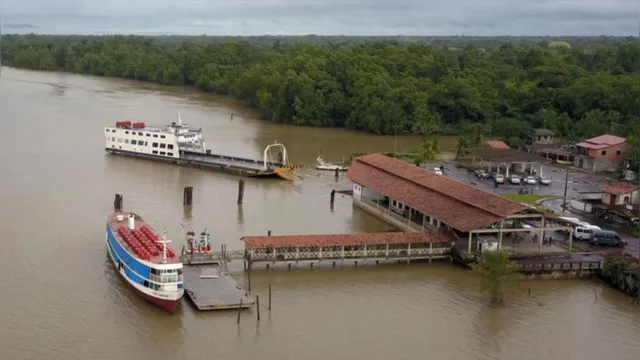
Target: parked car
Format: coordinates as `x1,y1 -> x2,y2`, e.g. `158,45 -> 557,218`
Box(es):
573,225 -> 601,240
494,174 -> 505,184
433,167 -> 443,176
475,169 -> 489,179
509,175 -> 521,184
539,176 -> 552,185
589,230 -> 627,247
524,176 -> 537,185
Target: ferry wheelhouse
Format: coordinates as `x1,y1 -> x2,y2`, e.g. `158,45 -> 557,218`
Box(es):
104,114 -> 302,180
105,212 -> 184,313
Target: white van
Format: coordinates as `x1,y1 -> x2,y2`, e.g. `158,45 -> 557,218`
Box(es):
573,225 -> 601,240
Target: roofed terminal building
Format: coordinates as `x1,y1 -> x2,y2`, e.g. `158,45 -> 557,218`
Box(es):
346,154 -> 570,255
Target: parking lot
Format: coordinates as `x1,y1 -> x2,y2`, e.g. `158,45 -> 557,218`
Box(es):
425,161 -> 606,199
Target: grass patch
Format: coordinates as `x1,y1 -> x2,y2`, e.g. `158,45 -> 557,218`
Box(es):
503,194 -> 553,205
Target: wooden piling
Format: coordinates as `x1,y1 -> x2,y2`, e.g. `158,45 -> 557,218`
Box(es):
334,167 -> 339,178
256,295 -> 261,322
237,299 -> 243,324
237,180 -> 245,204
268,284 -> 272,310
330,190 -> 335,204
183,186 -> 193,206
248,263 -> 252,292
114,193 -> 123,212
268,230 -> 271,236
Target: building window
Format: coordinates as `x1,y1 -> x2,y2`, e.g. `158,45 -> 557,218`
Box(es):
146,134 -> 151,137
167,144 -> 174,150
160,152 -> 166,156
160,143 -> 166,149
111,137 -> 115,141
124,139 -> 129,144
144,141 -> 148,146
153,134 -> 158,138
138,132 -> 143,136
131,140 -> 137,145
167,152 -> 173,156
117,138 -> 122,143
160,135 -> 165,139
601,150 -> 607,155
152,150 -> 158,154
616,150 -> 621,155
152,142 -> 158,148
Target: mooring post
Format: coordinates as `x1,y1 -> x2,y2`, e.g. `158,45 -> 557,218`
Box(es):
268,230 -> 271,236
268,284 -> 272,310
256,294 -> 261,322
330,189 -> 335,204
248,262 -> 252,292
183,186 -> 193,206
237,180 -> 245,204
114,193 -> 123,212
334,167 -> 339,179
237,299 -> 243,324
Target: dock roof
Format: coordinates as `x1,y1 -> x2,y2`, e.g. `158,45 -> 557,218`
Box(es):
242,231 -> 452,249
347,154 -> 528,232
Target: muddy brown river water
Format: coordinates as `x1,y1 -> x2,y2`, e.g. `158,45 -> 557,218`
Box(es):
0,67 -> 638,360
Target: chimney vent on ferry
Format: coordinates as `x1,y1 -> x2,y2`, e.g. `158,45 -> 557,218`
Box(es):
128,213 -> 135,230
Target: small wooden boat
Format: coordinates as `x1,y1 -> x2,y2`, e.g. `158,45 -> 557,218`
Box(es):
316,155 -> 348,171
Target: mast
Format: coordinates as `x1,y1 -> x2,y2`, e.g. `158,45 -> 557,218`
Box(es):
158,232 -> 172,264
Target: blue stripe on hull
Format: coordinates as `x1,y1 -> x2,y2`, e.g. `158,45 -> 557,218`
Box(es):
106,224 -> 150,285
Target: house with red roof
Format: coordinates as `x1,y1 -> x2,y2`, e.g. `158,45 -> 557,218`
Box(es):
601,182 -> 639,208
574,134 -> 627,172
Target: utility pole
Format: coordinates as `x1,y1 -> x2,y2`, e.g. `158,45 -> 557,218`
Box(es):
562,168 -> 570,212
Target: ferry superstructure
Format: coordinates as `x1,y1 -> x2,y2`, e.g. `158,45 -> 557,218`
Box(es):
104,114 -> 302,180
105,212 -> 184,313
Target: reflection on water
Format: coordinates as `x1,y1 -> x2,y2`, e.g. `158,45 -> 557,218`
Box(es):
0,67 -> 638,360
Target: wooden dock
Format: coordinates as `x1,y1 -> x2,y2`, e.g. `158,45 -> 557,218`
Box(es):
182,251 -> 253,311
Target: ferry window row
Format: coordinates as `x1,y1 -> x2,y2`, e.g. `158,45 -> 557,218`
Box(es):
108,137 -> 173,150
106,128 -> 166,139
152,150 -> 174,156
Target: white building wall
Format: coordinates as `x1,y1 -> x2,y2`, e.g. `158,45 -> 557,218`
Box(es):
353,183 -> 362,200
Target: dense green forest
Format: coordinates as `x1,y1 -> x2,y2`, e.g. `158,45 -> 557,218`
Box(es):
1,34 -> 639,157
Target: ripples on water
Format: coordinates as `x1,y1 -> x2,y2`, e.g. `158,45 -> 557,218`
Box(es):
0,68 -> 639,360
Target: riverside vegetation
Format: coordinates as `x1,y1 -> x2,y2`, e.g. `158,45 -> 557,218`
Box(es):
1,35 -> 639,164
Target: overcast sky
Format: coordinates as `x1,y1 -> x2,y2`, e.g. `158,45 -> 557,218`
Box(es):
1,0 -> 638,36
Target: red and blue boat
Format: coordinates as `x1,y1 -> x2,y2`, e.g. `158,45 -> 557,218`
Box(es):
105,212 -> 184,313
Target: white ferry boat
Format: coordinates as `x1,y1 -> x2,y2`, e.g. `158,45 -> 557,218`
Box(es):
104,114 -> 301,180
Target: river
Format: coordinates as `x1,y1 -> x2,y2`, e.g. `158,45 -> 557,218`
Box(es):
0,67 -> 638,360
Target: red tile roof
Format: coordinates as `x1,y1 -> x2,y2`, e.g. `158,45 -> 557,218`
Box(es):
602,182 -> 639,195
576,134 -> 626,150
347,153 -> 528,232
486,140 -> 510,149
242,231 -> 452,249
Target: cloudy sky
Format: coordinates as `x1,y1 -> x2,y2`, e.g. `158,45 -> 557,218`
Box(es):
0,0 -> 638,36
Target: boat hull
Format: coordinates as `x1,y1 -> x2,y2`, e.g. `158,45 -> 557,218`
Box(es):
106,148 -> 284,178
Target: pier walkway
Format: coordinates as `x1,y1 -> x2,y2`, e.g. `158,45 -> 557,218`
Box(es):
240,231 -> 455,268
182,251 -> 253,311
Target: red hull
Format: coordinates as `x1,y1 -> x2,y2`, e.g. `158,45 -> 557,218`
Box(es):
134,287 -> 181,314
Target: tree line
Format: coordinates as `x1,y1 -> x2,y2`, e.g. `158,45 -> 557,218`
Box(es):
1,34 -> 639,155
